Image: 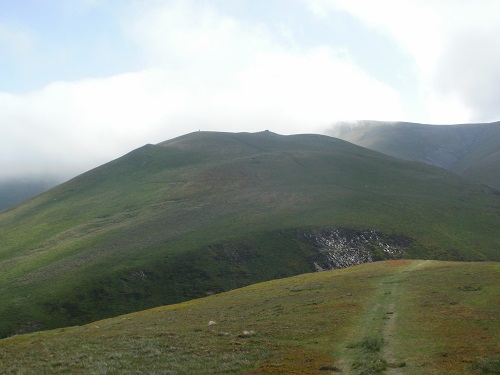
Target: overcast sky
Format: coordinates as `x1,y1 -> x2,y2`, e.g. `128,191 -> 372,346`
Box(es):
1,0 -> 499,180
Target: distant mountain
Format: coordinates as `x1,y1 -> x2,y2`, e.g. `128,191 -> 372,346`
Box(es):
0,131 -> 498,338
0,178 -> 59,211
328,121 -> 500,189
1,260 -> 498,374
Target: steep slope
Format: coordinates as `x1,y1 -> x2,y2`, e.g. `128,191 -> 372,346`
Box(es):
328,121 -> 500,189
1,260 -> 498,374
0,131 -> 498,338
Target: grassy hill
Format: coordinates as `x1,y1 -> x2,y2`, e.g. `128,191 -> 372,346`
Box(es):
0,131 -> 498,338
1,260 -> 498,374
328,121 -> 500,189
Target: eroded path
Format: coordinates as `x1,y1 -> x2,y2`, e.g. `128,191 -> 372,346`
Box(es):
333,260 -> 429,374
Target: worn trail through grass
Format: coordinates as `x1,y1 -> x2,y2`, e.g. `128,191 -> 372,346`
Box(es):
334,260 -> 428,374
1,260 -> 498,374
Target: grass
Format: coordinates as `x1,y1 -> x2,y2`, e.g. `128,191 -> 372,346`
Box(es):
330,120 -> 500,189
348,337 -> 395,375
388,261 -> 500,374
471,357 -> 500,374
0,260 -> 498,374
0,131 -> 498,337
348,337 -> 385,353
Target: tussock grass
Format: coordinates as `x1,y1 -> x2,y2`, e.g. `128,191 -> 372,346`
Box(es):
471,356 -> 500,374
348,337 -> 389,374
348,337 -> 385,353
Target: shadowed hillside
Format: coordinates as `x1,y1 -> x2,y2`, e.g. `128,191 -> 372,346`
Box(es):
0,131 -> 498,338
328,120 -> 500,189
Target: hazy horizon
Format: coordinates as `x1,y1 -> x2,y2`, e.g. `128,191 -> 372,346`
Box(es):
2,0 -> 499,181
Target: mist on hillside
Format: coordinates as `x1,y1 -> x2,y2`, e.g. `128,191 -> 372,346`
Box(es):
0,176 -> 60,211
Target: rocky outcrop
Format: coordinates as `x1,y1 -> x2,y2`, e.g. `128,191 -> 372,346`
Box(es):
301,228 -> 413,270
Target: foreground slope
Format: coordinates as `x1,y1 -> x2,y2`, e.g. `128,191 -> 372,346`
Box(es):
329,121 -> 500,189
0,131 -> 498,337
1,260 -> 498,374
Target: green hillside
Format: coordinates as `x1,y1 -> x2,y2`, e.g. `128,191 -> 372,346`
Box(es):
329,121 -> 500,189
1,260 -> 498,374
0,131 -> 498,338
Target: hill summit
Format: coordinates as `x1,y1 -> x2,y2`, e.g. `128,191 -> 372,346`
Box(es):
0,130 -> 498,337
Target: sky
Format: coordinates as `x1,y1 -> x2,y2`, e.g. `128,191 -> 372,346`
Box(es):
1,0 -> 499,181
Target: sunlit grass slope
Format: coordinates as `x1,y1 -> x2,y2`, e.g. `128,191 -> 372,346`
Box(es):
1,260 -> 498,374
0,131 -> 498,338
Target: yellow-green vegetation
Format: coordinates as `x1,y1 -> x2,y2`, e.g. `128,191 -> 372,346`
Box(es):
0,260 -> 498,374
0,131 -> 499,338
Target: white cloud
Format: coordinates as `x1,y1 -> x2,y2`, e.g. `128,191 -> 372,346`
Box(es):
0,22 -> 35,60
123,0 -> 276,77
433,24 -> 500,122
122,0 -> 403,125
0,70 -> 186,180
303,0 -> 500,123
0,0 -> 404,180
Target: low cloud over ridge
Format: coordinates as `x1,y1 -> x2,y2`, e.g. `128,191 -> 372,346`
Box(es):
1,0 -> 499,180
